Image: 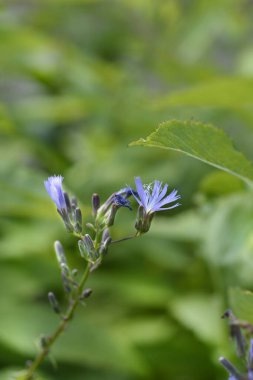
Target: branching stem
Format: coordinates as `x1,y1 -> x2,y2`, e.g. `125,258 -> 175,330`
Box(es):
23,263 -> 90,380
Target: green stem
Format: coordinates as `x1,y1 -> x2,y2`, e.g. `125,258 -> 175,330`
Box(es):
111,233 -> 139,244
23,264 -> 90,380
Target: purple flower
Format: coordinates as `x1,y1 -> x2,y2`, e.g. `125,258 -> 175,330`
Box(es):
132,177 -> 180,215
44,175 -> 67,211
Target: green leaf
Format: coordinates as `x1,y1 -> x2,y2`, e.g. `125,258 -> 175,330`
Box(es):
199,171 -> 245,197
169,294 -> 224,345
154,77 -> 253,109
229,287 -> 253,325
202,193 -> 253,268
130,120 -> 253,185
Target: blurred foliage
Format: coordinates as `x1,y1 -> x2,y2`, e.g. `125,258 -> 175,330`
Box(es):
1,0 -> 253,379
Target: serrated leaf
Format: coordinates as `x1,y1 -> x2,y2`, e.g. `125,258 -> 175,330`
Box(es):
130,120 -> 253,185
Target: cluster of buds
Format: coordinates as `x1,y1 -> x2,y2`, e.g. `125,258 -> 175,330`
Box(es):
45,175 -> 181,269
220,309 -> 253,380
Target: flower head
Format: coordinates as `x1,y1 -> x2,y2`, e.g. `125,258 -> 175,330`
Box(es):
132,177 -> 181,234
44,175 -> 67,211
132,177 -> 180,215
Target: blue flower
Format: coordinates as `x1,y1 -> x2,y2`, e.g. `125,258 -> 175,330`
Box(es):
44,175 -> 67,211
132,177 -> 180,214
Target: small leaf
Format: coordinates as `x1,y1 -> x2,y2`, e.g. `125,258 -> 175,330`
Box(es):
130,120 -> 253,185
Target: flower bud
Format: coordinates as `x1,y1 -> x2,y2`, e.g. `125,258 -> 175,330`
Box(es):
40,335 -> 49,349
219,357 -> 242,380
54,241 -> 67,266
99,228 -> 111,255
71,196 -> 78,209
48,292 -> 60,314
78,235 -> 99,264
57,209 -> 73,232
92,193 -> 100,217
63,191 -> 72,215
81,288 -> 93,299
86,223 -> 96,232
72,268 -> 78,277
74,207 -> 82,233
61,272 -> 72,293
107,204 -> 119,226
60,263 -> 70,277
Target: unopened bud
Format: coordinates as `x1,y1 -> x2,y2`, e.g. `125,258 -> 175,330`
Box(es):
63,192 -> 72,214
74,207 -> 82,233
86,223 -> 96,232
71,196 -> 78,209
78,239 -> 88,261
81,288 -> 93,299
57,209 -> 73,232
219,357 -> 242,379
54,241 -> 67,265
72,269 -> 78,277
92,193 -> 100,217
84,234 -> 94,251
102,228 -> 110,242
107,204 -> 119,226
40,335 -> 50,349
96,193 -> 115,216
61,273 -> 72,293
48,292 -> 60,314
84,234 -> 99,261
78,235 -> 99,263
60,263 -> 70,277
99,229 -> 112,255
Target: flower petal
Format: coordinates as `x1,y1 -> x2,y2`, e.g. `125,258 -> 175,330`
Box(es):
134,176 -> 148,209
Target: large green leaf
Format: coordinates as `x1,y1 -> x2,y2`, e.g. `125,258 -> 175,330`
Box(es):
130,120 -> 253,185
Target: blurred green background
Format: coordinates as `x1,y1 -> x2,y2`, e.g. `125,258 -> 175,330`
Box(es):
1,0 -> 253,379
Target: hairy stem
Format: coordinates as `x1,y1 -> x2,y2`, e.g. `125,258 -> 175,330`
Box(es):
23,263 -> 90,380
